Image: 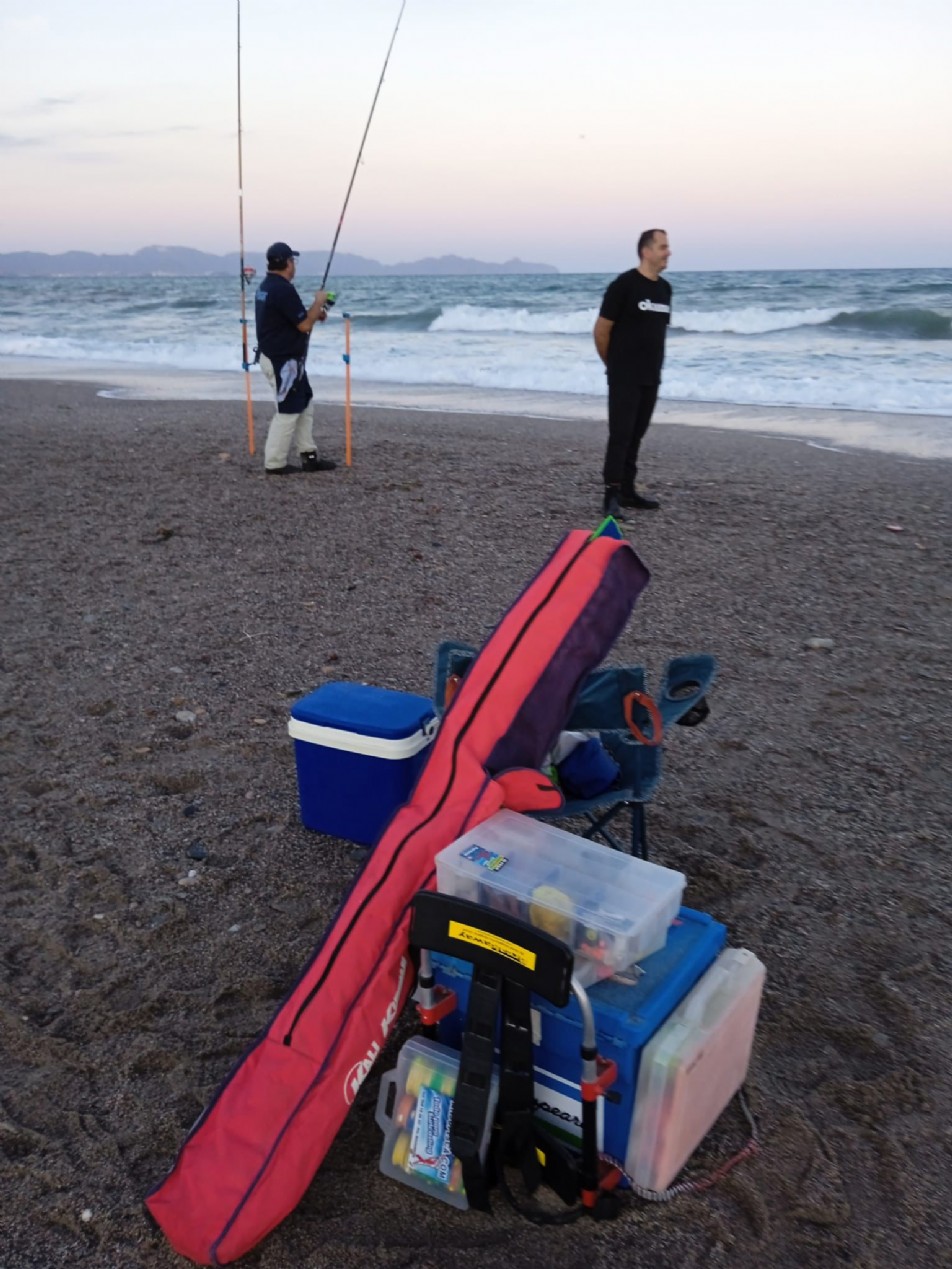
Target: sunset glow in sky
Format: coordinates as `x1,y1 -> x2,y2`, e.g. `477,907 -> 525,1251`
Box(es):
2,0 -> 950,271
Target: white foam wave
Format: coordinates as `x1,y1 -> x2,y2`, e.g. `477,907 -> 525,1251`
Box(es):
5,328 -> 951,419
427,301 -> 851,338
661,368 -> 951,417
429,303 -> 597,335
673,306 -> 844,334
0,332 -> 235,371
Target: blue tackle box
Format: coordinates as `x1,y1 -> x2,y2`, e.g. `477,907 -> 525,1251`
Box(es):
288,682 -> 438,846
433,906 -> 727,1165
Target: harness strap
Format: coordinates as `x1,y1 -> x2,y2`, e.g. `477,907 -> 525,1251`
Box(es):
497,980 -> 542,1192
449,966 -> 502,1212
494,980 -> 582,1217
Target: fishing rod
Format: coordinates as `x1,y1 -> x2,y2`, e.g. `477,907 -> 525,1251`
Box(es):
317,0 -> 406,468
236,0 -> 256,455
320,0 -> 407,293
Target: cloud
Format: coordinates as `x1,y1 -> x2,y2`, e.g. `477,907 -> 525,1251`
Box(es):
35,96 -> 79,110
104,125 -> 200,138
13,94 -> 92,116
0,122 -> 200,150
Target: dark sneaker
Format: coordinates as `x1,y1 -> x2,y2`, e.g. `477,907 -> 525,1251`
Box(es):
300,451 -> 337,472
265,465 -> 302,475
620,490 -> 660,510
602,489 -> 628,522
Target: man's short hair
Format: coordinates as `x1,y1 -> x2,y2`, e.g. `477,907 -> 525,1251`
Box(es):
638,229 -> 665,258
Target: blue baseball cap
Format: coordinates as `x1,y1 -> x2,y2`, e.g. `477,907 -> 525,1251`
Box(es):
265,242 -> 299,264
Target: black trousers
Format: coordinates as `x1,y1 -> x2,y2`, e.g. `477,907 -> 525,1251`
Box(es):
603,380 -> 659,490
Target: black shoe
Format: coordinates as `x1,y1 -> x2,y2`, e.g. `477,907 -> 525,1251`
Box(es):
265,464 -> 302,475
300,451 -> 337,472
619,489 -> 660,510
602,490 -> 628,522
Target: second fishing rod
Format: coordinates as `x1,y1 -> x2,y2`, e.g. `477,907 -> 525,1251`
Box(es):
315,0 -> 407,319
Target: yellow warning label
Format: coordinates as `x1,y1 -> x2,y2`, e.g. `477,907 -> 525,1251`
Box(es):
447,921 -> 537,970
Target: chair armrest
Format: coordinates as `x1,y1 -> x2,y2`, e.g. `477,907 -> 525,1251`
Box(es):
433,640 -> 477,713
656,654 -> 717,728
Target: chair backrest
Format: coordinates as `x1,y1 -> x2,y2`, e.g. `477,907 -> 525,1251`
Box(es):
434,641 -> 716,736
566,665 -> 649,730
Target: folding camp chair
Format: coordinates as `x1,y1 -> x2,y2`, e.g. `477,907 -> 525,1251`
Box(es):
433,641 -> 715,859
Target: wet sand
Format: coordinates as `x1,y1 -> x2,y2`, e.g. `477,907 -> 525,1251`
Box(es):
1,378 -> 951,1268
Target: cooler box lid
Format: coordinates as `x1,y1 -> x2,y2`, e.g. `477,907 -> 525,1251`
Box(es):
289,683 -> 437,753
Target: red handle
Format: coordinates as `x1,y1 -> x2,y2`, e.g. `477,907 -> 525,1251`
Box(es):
623,690 -> 663,747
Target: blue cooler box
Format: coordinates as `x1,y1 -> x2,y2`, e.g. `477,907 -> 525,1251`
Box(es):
433,907 -> 726,1165
288,683 -> 438,846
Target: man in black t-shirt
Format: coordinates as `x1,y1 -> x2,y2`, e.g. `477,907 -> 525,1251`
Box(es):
254,242 -> 337,475
593,229 -> 672,516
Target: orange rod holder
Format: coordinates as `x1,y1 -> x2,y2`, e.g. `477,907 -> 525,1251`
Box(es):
343,314 -> 352,467
236,0 -> 255,455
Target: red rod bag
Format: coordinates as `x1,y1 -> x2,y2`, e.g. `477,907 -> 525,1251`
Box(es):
146,529 -> 649,1264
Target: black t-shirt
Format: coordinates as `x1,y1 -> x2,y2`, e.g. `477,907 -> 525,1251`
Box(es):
254,273 -> 308,361
599,270 -> 673,385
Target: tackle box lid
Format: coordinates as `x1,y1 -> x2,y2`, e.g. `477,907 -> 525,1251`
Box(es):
435,810 -> 685,984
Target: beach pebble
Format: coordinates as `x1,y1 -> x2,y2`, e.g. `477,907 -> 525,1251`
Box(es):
174,710 -> 197,724
187,841 -> 207,861
93,913 -> 105,921
803,637 -> 836,651
885,524 -> 904,532
177,870 -> 200,887
80,1209 -> 92,1223
228,924 -> 241,933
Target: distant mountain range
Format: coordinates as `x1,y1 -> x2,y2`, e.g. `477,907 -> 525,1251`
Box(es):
0,245 -> 559,277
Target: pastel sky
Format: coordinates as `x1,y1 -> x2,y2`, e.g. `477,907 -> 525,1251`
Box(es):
2,0 -> 950,271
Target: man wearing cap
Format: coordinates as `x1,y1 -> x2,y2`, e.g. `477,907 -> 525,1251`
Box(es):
254,243 -> 337,475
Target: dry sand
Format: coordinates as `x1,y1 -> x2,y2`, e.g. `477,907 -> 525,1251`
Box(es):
1,379 -> 951,1268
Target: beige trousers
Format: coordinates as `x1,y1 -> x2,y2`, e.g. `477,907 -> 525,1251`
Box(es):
259,354 -> 317,470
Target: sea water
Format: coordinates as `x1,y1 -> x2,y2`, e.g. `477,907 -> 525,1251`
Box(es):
1,268 -> 949,458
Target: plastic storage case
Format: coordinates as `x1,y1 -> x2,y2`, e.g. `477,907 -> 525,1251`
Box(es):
627,947 -> 765,1191
434,809 -> 686,986
288,682 -> 437,846
375,1036 -> 498,1210
433,907 -> 726,1166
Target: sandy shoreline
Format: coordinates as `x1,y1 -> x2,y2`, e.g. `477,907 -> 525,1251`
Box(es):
2,355 -> 951,460
1,379 -> 951,1268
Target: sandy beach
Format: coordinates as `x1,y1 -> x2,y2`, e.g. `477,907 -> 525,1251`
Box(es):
1,377 -> 951,1269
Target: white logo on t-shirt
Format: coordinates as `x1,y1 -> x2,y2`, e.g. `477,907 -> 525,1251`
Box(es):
638,299 -> 671,313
